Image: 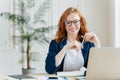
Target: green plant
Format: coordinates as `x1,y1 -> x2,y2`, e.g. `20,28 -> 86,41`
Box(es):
0,0 -> 51,70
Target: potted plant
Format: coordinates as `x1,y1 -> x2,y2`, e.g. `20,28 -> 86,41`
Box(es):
0,0 -> 51,74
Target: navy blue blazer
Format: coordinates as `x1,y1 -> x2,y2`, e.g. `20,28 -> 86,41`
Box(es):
45,39 -> 95,74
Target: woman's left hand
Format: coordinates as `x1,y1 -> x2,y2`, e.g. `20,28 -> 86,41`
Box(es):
83,32 -> 100,47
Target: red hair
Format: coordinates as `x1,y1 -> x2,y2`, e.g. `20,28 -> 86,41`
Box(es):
55,7 -> 88,43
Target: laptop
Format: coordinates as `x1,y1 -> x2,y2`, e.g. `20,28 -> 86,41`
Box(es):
86,47 -> 120,80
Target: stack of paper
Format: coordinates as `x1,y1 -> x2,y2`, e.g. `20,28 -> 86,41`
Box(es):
57,67 -> 87,77
29,73 -> 57,80
57,67 -> 87,80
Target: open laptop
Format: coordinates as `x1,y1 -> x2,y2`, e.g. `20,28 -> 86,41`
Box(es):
86,47 -> 120,80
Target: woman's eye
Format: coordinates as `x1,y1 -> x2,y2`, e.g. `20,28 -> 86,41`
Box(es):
66,21 -> 71,24
73,20 -> 79,23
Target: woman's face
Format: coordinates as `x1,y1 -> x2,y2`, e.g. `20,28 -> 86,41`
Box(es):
65,13 -> 81,36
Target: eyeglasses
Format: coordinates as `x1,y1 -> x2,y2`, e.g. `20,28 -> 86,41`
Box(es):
64,19 -> 81,26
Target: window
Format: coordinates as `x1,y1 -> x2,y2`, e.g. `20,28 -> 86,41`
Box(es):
115,0 -> 120,47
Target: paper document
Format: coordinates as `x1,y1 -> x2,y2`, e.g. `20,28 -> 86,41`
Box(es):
57,67 -> 87,77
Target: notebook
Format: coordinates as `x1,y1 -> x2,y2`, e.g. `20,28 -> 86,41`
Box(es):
86,47 -> 120,80
6,74 -> 35,80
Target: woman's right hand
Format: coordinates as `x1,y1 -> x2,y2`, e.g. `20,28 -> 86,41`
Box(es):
64,40 -> 82,51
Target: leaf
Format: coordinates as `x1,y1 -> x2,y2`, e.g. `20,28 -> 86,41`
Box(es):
0,12 -> 28,25
33,0 -> 51,24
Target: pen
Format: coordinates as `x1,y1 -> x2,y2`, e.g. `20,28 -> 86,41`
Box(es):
81,38 -> 84,49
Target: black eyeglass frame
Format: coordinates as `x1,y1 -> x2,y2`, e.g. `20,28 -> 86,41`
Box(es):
64,19 -> 81,26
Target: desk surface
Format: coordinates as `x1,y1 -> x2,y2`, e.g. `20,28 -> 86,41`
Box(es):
4,73 -> 86,80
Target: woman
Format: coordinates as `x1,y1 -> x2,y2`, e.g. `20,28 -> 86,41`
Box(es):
45,7 -> 100,74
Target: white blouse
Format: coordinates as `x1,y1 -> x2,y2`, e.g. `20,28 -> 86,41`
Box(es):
63,42 -> 84,71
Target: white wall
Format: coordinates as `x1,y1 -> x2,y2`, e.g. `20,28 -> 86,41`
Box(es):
0,0 -> 22,78
0,47 -> 22,78
80,0 -> 115,47
0,0 -> 11,47
109,0 -> 115,47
